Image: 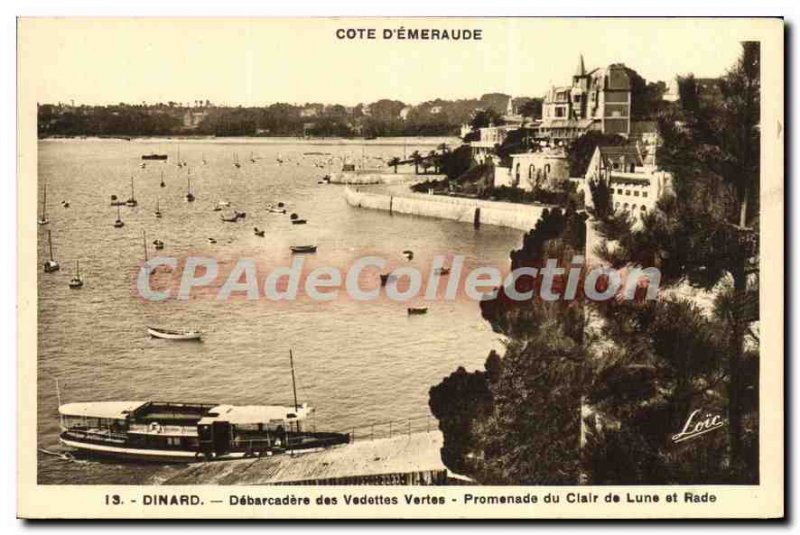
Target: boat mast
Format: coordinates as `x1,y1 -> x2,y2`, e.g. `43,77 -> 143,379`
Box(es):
289,349 -> 299,411
42,183 -> 47,219
47,229 -> 54,261
142,230 -> 148,262
55,377 -> 63,427
117,203 -> 121,221
76,260 -> 80,278
130,176 -> 135,200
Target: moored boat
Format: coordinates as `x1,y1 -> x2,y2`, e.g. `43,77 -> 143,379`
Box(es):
185,173 -> 195,202
407,307 -> 428,315
142,154 -> 168,161
68,260 -> 84,288
113,204 -> 124,228
38,183 -> 49,225
147,326 -> 202,340
126,176 -> 138,207
58,400 -> 349,462
57,350 -> 349,462
43,229 -> 60,273
290,245 -> 317,254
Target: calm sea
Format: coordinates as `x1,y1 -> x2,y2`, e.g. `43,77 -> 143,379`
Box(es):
36,137 -> 523,484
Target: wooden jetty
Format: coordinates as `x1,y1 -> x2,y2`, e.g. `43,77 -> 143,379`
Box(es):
160,431 -> 468,486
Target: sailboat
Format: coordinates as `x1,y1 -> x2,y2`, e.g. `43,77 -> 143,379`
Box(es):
43,230 -> 60,273
154,198 -> 162,218
185,170 -> 195,202
233,153 -> 241,169
126,176 -> 138,207
69,260 -> 83,289
201,153 -> 207,165
176,145 -> 184,168
114,204 -> 124,228
38,183 -> 49,225
249,151 -> 256,163
159,170 -> 165,188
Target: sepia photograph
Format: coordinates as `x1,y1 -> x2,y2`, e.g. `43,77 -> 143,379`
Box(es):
16,16 -> 783,519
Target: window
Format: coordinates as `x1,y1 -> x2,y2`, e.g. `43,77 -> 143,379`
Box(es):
616,188 -> 622,194
625,190 -> 631,196
641,205 -> 647,213
642,192 -> 648,198
634,191 -> 640,197
528,164 -> 534,179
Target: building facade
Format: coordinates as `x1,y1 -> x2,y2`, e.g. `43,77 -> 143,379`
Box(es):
583,145 -> 671,225
540,56 -> 633,141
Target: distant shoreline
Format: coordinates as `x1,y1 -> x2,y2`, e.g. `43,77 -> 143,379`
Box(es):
38,135 -> 461,147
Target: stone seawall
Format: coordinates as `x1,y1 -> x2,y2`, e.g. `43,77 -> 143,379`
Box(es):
344,187 -> 547,232
329,172 -> 444,185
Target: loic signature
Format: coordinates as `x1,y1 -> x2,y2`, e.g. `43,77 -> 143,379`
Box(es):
671,409 -> 726,444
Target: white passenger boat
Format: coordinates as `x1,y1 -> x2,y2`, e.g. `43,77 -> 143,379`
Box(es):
147,326 -> 202,340
57,351 -> 349,462
58,400 -> 349,463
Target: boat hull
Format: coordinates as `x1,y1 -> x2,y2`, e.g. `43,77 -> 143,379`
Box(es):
147,327 -> 202,340
60,431 -> 350,464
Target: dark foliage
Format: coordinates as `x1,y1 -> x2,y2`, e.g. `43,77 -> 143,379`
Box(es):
566,131 -> 626,177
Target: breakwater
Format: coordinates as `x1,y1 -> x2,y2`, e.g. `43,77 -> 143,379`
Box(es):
344,187 -> 547,231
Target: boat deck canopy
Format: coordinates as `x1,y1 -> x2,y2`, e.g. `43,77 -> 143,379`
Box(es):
59,401 -> 146,420
201,403 -> 313,425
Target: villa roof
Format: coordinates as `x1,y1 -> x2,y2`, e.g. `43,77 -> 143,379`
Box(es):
596,145 -> 644,167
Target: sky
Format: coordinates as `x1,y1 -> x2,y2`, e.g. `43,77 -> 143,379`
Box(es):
18,18 -> 761,107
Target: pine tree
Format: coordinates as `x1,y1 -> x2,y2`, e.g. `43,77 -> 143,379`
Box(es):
591,42 -> 760,478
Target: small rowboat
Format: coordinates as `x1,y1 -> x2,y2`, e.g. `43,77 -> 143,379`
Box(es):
290,245 -> 317,254
147,326 -> 202,341
291,219 -> 307,225
407,307 -> 428,315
